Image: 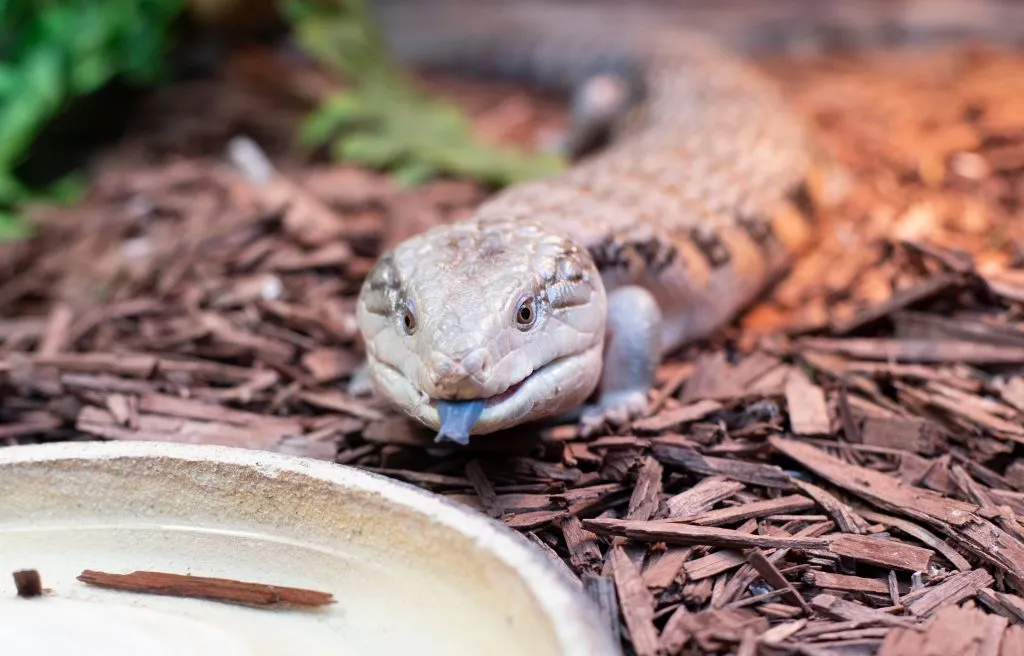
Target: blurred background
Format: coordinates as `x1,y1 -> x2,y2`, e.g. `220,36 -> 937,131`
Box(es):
3,0 -> 1024,241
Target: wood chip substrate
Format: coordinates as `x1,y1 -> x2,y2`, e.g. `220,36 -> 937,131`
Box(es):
3,38 -> 1024,656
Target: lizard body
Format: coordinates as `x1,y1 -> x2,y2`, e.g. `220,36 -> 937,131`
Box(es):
355,0 -> 1020,443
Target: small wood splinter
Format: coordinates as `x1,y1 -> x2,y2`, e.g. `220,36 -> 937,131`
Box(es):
13,569 -> 43,598
77,569 -> 334,609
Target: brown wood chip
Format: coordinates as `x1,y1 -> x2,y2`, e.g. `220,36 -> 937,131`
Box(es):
609,547 -> 661,656
810,594 -> 918,628
785,368 -> 831,435
903,568 -> 995,617
465,460 -> 501,518
860,416 -> 939,454
828,534 -> 934,572
685,494 -> 816,527
664,476 -> 745,519
798,338 -> 1024,364
626,456 -> 663,521
653,443 -> 795,489
746,548 -> 811,613
77,570 -> 334,608
633,399 -> 723,433
659,604 -> 692,654
583,518 -> 831,550
684,550 -> 747,581
560,516 -> 603,572
977,588 -> 1024,625
856,509 -> 973,571
791,478 -> 870,534
642,546 -> 693,589
770,436 -> 978,525
803,571 -> 906,595
13,569 -> 43,598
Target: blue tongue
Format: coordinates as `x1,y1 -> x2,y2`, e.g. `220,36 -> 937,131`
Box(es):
436,400 -> 485,445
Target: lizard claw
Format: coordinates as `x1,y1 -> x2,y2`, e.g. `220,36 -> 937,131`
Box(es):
578,390 -> 649,438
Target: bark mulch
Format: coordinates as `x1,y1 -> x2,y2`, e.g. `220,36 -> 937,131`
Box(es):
3,40 -> 1024,656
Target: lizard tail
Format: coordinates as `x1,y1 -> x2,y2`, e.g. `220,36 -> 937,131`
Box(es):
365,0 -> 1024,162
363,0 -> 1023,344
368,0 -> 1024,74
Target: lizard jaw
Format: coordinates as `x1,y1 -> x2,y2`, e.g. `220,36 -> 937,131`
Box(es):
369,344 -> 604,438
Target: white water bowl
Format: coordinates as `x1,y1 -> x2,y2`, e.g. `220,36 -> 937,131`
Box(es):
0,441 -> 618,656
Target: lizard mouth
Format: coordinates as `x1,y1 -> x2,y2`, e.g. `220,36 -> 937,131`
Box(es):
430,353 -> 575,409
369,345 -> 602,438
427,354 -> 583,443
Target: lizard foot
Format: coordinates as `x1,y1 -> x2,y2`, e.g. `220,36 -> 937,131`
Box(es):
578,390 -> 649,438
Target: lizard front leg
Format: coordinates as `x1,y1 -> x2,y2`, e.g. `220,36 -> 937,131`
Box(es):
579,285 -> 662,437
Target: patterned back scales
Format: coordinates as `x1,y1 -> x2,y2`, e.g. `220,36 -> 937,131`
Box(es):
371,1 -> 822,346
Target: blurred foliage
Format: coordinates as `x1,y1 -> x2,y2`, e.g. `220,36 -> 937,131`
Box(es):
0,0 -> 562,242
0,0 -> 185,239
288,0 -> 565,187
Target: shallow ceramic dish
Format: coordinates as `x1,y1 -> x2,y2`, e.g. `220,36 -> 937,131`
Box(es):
0,441 -> 618,656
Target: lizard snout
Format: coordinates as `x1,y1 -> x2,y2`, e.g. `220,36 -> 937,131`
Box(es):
426,348 -> 494,398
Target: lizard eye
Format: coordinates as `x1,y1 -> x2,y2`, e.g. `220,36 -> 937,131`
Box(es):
514,296 -> 537,331
401,299 -> 417,335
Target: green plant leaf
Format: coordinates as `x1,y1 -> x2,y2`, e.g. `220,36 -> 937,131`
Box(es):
334,132 -> 407,168
22,47 -> 64,111
0,210 -> 31,241
299,93 -> 374,148
285,0 -> 565,188
0,0 -> 186,221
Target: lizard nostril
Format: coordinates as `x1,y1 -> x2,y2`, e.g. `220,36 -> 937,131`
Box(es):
429,351 -> 490,395
429,353 -> 457,381
461,350 -> 492,380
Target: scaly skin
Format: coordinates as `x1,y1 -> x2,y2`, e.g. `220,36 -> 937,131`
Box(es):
355,1 -> 1016,442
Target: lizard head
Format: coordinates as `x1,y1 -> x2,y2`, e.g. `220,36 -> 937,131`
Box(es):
356,219 -> 607,443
